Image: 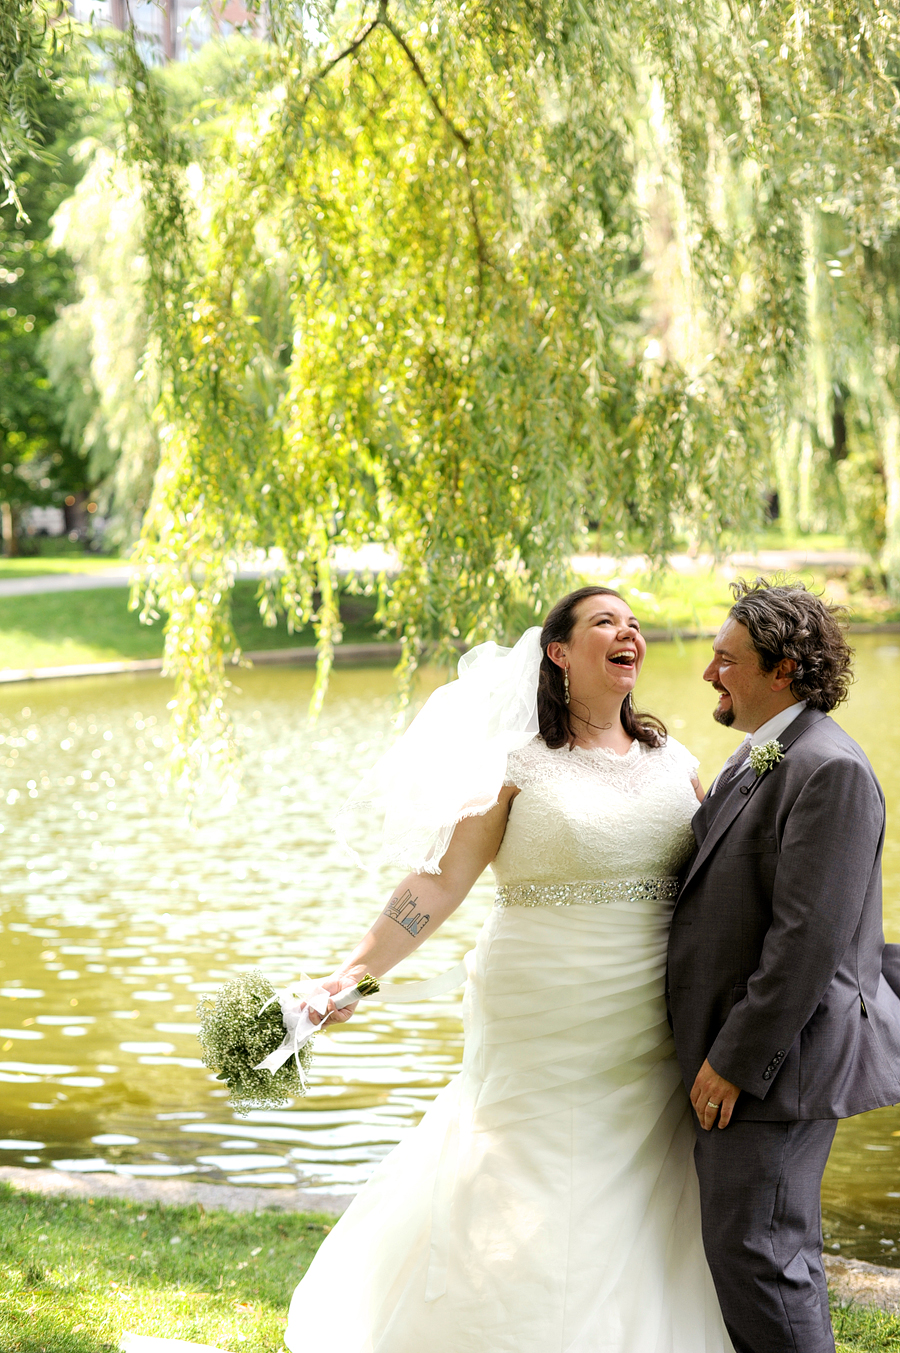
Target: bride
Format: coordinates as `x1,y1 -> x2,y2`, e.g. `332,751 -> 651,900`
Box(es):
281,585 -> 734,1353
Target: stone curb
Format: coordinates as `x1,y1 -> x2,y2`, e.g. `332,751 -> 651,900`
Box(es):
823,1253 -> 900,1313
0,1165 -> 353,1216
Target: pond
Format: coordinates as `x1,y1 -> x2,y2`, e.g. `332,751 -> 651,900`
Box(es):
1,635 -> 899,1264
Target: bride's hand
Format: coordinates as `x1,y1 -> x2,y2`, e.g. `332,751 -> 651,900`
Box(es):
305,971 -> 364,1026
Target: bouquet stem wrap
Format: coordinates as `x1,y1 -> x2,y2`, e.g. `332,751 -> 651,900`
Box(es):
254,959 -> 470,1075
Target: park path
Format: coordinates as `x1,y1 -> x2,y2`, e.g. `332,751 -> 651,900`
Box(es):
0,548 -> 870,599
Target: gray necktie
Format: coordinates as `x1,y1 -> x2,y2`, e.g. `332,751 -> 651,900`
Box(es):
712,738 -> 751,795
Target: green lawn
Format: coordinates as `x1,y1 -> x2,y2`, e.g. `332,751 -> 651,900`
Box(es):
578,564 -> 900,632
0,1184 -> 329,1353
0,559 -> 898,673
0,583 -> 385,670
0,1185 -> 894,1353
832,1304 -> 900,1351
0,556 -> 128,577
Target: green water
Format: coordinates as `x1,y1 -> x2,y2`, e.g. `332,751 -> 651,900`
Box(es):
0,637 -> 898,1262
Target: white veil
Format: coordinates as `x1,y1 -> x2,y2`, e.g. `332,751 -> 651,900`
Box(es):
334,627 -> 544,875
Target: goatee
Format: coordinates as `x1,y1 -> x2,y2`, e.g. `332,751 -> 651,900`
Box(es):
713,705 -> 735,727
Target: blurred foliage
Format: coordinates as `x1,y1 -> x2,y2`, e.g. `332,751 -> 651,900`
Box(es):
42,148 -> 160,548
0,46 -> 94,556
0,0 -> 72,220
5,1 -> 900,784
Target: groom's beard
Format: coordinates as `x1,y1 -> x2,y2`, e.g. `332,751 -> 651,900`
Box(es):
713,704 -> 735,727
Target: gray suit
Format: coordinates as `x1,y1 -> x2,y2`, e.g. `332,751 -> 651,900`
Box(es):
667,707 -> 900,1352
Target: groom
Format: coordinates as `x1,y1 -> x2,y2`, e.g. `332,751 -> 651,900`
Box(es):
667,577 -> 900,1353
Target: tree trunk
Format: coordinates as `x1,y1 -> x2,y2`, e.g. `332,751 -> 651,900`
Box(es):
882,407 -> 900,600
1,501 -> 19,557
163,0 -> 176,61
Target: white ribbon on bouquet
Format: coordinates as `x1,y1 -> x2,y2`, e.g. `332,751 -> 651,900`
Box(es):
253,958 -> 471,1077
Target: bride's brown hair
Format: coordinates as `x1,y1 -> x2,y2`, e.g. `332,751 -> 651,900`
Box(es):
538,586 -> 667,750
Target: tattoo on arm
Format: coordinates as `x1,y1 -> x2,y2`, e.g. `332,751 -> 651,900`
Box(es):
383,888 -> 431,938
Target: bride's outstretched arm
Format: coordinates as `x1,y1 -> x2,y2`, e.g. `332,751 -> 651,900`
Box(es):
309,787 -> 517,1024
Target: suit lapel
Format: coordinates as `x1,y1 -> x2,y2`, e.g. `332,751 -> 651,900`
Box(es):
680,708 -> 826,894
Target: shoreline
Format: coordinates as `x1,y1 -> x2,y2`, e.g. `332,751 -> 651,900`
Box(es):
2,1164 -> 899,1317
0,1164 -> 353,1215
2,621 -> 899,687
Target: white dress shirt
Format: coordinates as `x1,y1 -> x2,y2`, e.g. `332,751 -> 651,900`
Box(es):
709,700 -> 808,795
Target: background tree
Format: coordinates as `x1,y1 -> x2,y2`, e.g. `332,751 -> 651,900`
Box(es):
0,55 -> 92,554
41,148 -> 160,550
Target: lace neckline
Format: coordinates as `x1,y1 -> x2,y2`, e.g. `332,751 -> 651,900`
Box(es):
565,738 -> 643,763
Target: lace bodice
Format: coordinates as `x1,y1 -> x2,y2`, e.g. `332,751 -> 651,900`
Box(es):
492,735 -> 700,887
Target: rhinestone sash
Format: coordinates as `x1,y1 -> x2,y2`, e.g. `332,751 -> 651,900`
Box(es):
494,878 -> 679,908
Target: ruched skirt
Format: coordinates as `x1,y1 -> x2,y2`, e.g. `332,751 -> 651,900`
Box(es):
285,898 -> 734,1353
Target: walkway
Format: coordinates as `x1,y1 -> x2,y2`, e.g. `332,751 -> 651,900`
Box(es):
0,549 -> 870,599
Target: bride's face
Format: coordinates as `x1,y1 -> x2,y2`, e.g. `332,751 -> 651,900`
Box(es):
554,595 -> 646,698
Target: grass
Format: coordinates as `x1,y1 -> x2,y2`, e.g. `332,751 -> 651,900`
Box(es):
0,556 -> 127,577
832,1304 -> 900,1350
0,1184 -> 331,1353
0,1185 -> 896,1353
578,564 -> 900,632
0,584 -> 385,670
1,548 -> 899,674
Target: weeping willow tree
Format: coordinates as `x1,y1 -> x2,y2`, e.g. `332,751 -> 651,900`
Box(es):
6,0 -> 900,782
773,213 -> 900,599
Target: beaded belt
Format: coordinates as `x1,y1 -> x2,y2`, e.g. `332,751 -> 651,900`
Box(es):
494,878 -> 679,908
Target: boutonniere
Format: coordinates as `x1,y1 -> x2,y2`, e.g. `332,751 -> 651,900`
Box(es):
748,739 -> 785,778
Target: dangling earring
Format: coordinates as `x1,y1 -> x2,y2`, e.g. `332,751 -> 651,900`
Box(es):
564,664 -> 570,706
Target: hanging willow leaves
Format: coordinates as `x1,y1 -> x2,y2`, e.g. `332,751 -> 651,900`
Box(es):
0,0 -> 78,221
16,0 -> 896,785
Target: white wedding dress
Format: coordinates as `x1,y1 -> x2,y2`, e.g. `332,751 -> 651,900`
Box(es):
284,735 -> 734,1353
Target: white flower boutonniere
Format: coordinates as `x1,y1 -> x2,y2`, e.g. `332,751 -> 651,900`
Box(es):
749,738 -> 785,778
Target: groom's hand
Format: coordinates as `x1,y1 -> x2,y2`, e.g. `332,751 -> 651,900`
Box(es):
690,1059 -> 741,1130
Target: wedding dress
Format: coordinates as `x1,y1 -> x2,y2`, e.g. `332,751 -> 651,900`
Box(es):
283,735 -> 734,1353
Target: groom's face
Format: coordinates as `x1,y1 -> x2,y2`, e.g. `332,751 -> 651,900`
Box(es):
704,619 -> 781,733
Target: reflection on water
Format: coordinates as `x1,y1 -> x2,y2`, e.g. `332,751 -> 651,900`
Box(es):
0,637 -> 899,1262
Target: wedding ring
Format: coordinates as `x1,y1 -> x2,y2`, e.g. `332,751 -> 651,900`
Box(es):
706,1100 -> 721,1109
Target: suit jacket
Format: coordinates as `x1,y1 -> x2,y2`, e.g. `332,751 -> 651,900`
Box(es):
667,707 -> 900,1120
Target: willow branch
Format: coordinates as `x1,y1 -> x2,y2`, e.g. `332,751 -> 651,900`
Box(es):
299,11 -> 383,115
378,1 -> 489,275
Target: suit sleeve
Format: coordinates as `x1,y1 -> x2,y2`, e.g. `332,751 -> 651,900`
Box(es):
707,756 -> 885,1096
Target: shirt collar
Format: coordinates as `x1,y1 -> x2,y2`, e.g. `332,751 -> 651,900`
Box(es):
749,700 -> 808,748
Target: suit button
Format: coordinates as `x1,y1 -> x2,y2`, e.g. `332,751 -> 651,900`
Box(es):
763,1071 -> 771,1080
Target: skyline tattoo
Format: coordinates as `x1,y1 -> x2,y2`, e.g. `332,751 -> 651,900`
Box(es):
383,888 -> 431,937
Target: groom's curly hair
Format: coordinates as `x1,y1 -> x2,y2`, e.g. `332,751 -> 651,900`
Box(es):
729,577 -> 854,712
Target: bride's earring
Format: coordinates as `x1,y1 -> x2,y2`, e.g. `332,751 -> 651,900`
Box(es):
564,664 -> 570,706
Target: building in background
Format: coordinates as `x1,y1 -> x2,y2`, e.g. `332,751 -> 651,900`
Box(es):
66,0 -> 262,63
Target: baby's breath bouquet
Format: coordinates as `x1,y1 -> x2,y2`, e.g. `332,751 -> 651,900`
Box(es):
197,968 -> 379,1116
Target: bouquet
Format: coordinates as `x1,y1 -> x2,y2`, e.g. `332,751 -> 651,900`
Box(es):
197,969 -> 379,1115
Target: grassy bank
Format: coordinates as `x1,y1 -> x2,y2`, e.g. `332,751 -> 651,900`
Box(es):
1,560 -> 899,674
0,584 -> 384,670
604,564 -> 900,632
0,1184 -> 329,1353
0,556 -> 127,577
0,1185 -> 896,1353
